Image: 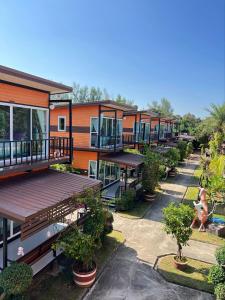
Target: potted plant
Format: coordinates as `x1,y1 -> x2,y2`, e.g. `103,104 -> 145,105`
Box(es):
0,262 -> 33,299
163,148 -> 180,177
142,149 -> 160,201
54,227 -> 97,288
116,189 -> 136,211
163,203 -> 194,270
177,140 -> 187,162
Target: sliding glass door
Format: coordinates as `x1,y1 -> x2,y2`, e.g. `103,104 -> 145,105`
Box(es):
0,103 -> 48,164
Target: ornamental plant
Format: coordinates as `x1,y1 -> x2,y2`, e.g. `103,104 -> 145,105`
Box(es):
163,148 -> 180,169
215,283 -> 225,300
116,189 -> 136,211
79,189 -> 105,248
215,245 -> 225,266
177,140 -> 187,161
142,149 -> 160,194
186,141 -> 194,158
208,265 -> 225,286
54,227 -> 96,272
163,203 -> 194,261
0,262 -> 33,299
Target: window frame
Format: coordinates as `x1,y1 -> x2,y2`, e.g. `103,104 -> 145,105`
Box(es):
58,116 -> 66,132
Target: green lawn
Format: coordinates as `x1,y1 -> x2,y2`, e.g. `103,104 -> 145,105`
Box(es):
158,255 -> 213,293
191,228 -> 225,246
183,186 -> 199,207
24,231 -> 125,300
117,201 -> 151,219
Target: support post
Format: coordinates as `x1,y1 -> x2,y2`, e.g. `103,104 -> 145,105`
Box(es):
134,114 -> 137,147
96,152 -> 100,180
149,116 -> 151,145
98,105 -> 101,148
114,110 -> 117,152
69,100 -> 73,164
125,166 -> 128,191
3,218 -> 8,269
157,114 -> 161,144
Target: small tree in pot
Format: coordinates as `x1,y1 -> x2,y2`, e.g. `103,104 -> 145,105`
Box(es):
142,149 -> 160,200
163,148 -> 180,176
53,227 -> 97,288
163,203 -> 194,270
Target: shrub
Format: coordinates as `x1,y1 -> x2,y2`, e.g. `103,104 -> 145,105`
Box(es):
142,149 -> 160,194
215,283 -> 225,300
208,265 -> 225,285
103,210 -> 114,235
186,142 -> 194,157
215,245 -> 225,266
54,227 -> 96,272
177,141 -> 187,161
163,148 -> 180,169
116,189 -> 136,211
0,262 -> 32,298
163,203 -> 194,261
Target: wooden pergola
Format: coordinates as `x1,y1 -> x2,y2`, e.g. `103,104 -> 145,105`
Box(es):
0,170 -> 101,269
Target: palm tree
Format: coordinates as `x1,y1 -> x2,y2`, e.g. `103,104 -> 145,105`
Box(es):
207,102 -> 225,133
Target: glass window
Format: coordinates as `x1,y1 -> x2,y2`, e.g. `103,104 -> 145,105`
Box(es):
13,107 -> 30,141
32,109 -> 47,140
89,160 -> 97,179
58,116 -> 66,131
0,105 -> 10,141
90,118 -> 98,147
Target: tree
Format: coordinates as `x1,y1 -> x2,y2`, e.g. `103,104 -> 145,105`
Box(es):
179,113 -> 201,135
206,103 -> 225,133
163,203 -> 194,261
148,98 -> 174,117
115,94 -> 134,106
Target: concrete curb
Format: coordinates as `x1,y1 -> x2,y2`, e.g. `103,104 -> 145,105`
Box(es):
81,231 -> 126,300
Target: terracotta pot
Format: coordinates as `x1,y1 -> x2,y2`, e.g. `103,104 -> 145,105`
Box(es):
73,262 -> 97,288
173,256 -> 188,271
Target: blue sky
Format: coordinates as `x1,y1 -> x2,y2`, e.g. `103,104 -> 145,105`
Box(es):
0,0 -> 224,117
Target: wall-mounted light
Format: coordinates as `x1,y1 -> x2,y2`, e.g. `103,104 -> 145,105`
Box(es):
50,104 -> 55,110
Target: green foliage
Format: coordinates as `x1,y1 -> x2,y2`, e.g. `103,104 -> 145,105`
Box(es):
208,265 -> 225,286
116,189 -> 136,211
215,245 -> 225,266
148,98 -> 174,117
79,190 -> 105,248
209,132 -> 224,158
103,210 -> 114,235
124,148 -> 141,155
209,155 -> 225,177
177,140 -> 188,161
179,113 -> 201,135
142,149 -> 160,194
163,148 -> 180,169
186,142 -> 194,157
51,163 -> 83,175
0,262 -> 32,297
163,203 -> 194,260
207,102 -> 225,133
54,227 -> 96,271
215,283 -> 225,300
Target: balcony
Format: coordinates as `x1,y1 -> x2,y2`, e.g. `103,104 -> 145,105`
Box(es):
123,132 -> 159,145
90,134 -> 123,151
0,137 -> 71,175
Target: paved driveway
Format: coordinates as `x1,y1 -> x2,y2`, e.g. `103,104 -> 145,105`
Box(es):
85,157 -> 215,300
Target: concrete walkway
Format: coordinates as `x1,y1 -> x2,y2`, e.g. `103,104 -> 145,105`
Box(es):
85,156 -> 216,300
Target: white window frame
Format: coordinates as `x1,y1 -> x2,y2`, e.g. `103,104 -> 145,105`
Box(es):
58,116 -> 66,132
88,160 -> 97,179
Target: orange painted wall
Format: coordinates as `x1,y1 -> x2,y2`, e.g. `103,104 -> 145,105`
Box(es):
50,104 -> 124,148
0,83 -> 49,107
72,151 -> 97,170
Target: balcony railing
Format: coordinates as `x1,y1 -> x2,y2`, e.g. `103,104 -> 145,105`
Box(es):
0,137 -> 71,169
91,134 -> 123,150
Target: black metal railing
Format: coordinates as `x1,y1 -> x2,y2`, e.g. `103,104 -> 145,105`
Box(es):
91,134 -> 123,150
0,137 -> 71,168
